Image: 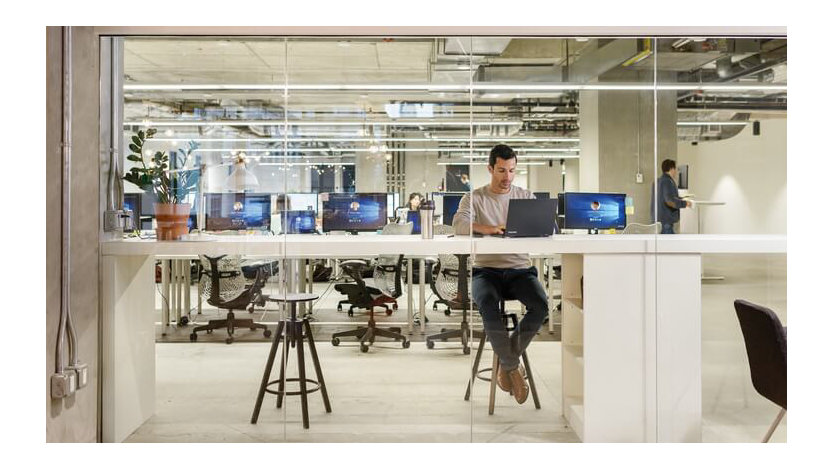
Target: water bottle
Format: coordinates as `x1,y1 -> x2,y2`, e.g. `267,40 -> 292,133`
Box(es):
419,198 -> 434,239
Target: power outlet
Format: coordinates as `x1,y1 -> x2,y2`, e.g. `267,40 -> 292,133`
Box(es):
51,372 -> 77,399
69,363 -> 89,389
635,172 -> 644,183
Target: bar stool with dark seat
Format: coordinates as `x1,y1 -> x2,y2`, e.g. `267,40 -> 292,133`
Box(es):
251,293 -> 331,429
464,300 -> 541,415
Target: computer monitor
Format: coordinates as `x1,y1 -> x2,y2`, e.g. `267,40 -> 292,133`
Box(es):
678,164 -> 689,190
557,193 -> 565,216
387,193 -> 401,218
286,193 -> 319,213
441,194 -> 463,226
204,193 -> 272,231
562,192 -> 627,231
123,193 -> 142,230
534,191 -> 550,200
321,192 -> 387,233
406,210 -> 421,234
282,210 -> 317,234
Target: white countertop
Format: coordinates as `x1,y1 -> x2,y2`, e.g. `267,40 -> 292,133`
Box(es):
101,234 -> 786,257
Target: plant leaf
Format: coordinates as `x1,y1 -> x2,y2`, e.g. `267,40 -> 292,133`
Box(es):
127,155 -> 142,162
129,143 -> 140,153
138,130 -> 145,140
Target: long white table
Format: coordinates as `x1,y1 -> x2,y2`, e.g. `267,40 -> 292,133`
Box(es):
100,234 -> 785,442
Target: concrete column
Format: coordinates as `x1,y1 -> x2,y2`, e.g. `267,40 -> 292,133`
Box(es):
355,152 -> 387,193
578,72 -> 677,224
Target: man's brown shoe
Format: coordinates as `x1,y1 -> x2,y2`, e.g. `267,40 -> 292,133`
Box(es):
496,365 -> 511,393
507,365 -> 529,404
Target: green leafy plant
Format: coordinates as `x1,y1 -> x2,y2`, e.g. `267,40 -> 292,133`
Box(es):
123,128 -> 200,204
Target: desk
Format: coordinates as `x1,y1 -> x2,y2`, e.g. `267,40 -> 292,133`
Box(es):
101,234 -> 785,442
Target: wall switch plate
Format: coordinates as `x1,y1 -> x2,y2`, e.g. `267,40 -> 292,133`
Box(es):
635,173 -> 644,183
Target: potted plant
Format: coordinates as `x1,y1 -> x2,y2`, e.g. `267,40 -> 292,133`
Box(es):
123,128 -> 200,240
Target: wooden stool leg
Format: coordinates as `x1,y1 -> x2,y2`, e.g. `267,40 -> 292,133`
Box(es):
488,353 -> 499,415
276,324 -> 289,409
251,321 -> 284,424
304,319 -> 331,413
296,320 -> 310,429
464,333 -> 487,401
521,351 -> 541,409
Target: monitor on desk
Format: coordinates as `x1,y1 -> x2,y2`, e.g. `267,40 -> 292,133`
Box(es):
321,192 -> 387,233
534,191 -> 550,200
406,210 -> 421,234
678,164 -> 689,190
440,193 -> 463,226
281,210 -> 317,234
386,193 -> 401,218
123,193 -> 142,230
286,193 -> 319,213
204,193 -> 272,231
563,192 -> 627,231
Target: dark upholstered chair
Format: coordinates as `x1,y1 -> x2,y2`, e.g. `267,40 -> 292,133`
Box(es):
733,299 -> 787,442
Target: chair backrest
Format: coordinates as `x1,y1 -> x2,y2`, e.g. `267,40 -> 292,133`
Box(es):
198,254 -> 247,305
373,223 -> 411,297
433,224 -> 454,236
622,222 -> 662,234
381,222 -> 413,235
733,299 -> 787,409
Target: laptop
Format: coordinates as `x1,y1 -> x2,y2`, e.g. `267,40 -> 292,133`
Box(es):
501,198 -> 560,237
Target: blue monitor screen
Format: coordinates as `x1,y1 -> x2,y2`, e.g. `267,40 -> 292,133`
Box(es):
563,192 -> 627,230
442,194 -> 463,226
321,192 -> 387,232
204,193 -> 271,231
283,210 -> 316,234
123,193 -> 142,229
407,210 -> 421,234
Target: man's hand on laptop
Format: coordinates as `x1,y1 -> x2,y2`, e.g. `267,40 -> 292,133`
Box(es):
474,223 -> 505,235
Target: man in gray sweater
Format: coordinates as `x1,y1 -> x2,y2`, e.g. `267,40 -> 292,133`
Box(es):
452,144 -> 549,404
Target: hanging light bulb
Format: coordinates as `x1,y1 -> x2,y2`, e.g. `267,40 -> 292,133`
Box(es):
224,153 -> 259,192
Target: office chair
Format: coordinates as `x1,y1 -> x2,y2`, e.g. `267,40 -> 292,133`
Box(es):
622,222 -> 662,234
733,299 -> 787,443
190,254 -> 272,344
334,222 -> 412,316
426,235 -> 473,353
331,223 -> 412,352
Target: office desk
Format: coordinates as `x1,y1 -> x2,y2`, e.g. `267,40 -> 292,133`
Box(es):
101,234 -> 785,442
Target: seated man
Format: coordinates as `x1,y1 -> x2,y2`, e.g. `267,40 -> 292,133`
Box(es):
452,144 -> 549,404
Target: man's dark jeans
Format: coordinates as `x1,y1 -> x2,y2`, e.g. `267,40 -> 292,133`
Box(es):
661,222 -> 675,234
471,266 -> 548,370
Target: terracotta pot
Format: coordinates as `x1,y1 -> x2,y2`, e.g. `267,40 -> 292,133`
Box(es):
154,203 -> 191,240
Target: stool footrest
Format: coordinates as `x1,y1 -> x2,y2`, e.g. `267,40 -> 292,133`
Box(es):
265,378 -> 322,396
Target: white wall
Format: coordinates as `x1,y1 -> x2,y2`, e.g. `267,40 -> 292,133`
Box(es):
677,118 -> 787,234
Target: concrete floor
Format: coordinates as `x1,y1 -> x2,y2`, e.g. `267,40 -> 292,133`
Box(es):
126,254 -> 787,443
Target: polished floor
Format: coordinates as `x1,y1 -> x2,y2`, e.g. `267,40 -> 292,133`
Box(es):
126,254 -> 787,443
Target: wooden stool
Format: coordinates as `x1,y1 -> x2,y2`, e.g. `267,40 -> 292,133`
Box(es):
464,313 -> 541,414
251,293 -> 331,429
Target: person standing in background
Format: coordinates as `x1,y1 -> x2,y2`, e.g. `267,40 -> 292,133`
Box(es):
651,158 -> 692,234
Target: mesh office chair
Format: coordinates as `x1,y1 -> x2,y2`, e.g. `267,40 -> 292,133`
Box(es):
330,223 -> 412,352
190,254 -> 272,344
426,225 -> 473,353
622,222 -> 662,234
333,222 -> 411,316
733,299 -> 787,442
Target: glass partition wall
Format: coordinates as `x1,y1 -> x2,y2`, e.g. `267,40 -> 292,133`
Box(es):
114,34 -> 786,443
